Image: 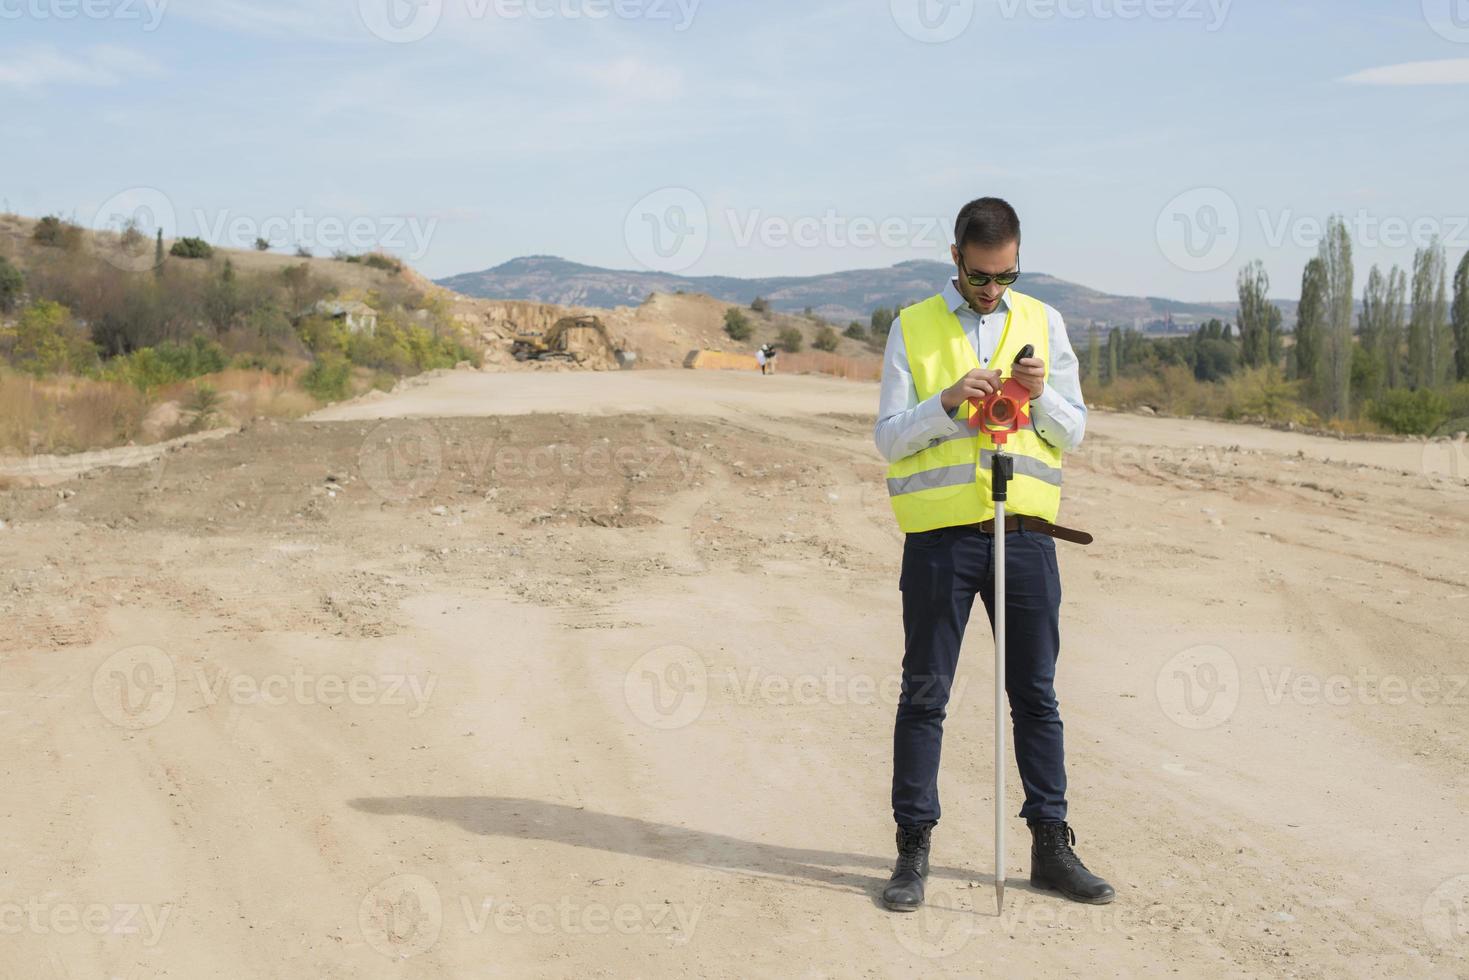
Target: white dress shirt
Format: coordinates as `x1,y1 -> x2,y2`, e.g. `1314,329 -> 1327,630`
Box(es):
873,279 -> 1088,463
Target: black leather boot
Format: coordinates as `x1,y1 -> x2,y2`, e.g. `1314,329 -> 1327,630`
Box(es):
881,821 -> 934,912
1030,821 -> 1115,904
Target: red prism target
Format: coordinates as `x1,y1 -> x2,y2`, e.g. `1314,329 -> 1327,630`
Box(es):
968,378 -> 1032,446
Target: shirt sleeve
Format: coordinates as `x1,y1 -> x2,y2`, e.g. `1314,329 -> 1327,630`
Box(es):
1029,305 -> 1088,452
873,314 -> 969,464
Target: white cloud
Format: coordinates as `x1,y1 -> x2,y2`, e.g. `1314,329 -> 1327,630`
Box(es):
1339,59 -> 1469,86
0,44 -> 163,90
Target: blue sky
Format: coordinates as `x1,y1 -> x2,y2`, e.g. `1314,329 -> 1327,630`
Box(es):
2,0 -> 1466,302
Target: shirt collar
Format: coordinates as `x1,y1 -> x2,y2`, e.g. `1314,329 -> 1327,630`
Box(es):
945,277 -> 1011,317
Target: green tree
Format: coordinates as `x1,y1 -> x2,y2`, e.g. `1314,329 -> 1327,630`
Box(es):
1293,258 -> 1326,389
204,258 -> 241,333
1359,266 -> 1389,402
1383,266 -> 1408,389
0,256 -> 23,312
1236,260 -> 1276,369
750,296 -> 770,314
1320,215 -> 1354,418
254,237 -> 271,252
843,320 -> 866,340
778,326 -> 803,352
1408,238 -> 1450,389
723,307 -> 752,342
170,237 -> 214,259
10,300 -> 96,375
1453,251 -> 1469,383
813,325 -> 839,352
870,306 -> 896,338
1086,323 -> 1100,383
1106,326 -> 1121,382
154,229 -> 164,277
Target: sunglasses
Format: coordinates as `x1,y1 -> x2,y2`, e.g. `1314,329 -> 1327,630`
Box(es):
957,254 -> 1021,289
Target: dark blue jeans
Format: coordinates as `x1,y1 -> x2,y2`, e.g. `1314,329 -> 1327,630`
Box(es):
892,523 -> 1067,827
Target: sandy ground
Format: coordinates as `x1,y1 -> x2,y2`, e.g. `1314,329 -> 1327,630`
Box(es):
2,368 -> 1467,979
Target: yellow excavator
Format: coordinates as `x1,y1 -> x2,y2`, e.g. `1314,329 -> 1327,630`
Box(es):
510,315 -> 635,368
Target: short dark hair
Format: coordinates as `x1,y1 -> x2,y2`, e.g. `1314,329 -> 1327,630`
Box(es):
954,197 -> 1021,249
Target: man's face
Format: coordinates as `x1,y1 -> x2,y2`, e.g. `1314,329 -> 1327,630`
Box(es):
951,239 -> 1019,315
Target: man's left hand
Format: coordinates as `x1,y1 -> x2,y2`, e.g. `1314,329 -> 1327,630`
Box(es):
1013,356 -> 1046,399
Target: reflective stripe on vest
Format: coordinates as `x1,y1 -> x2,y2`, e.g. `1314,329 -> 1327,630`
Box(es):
883,289 -> 1065,533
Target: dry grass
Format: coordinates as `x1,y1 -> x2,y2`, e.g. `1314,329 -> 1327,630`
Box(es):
778,351 -> 883,382
0,370 -> 150,454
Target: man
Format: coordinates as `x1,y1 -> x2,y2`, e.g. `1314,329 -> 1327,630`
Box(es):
873,197 -> 1114,911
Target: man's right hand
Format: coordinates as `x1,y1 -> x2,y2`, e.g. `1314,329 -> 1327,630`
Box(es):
940,368 -> 1003,413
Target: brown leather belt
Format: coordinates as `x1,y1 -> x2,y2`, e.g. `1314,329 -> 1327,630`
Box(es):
971,514 -> 1094,546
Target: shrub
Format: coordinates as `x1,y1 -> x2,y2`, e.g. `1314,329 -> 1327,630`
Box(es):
184,381 -> 222,429
33,215 -> 84,250
7,300 -> 97,376
100,336 -> 227,391
778,326 -> 803,353
169,237 -> 214,259
724,308 -> 752,342
362,252 -> 404,273
843,320 -> 866,340
295,246 -> 312,258
812,325 -> 839,352
750,296 -> 770,314
302,356 -> 352,402
1366,388 -> 1451,435
0,256 -> 23,312
254,238 -> 271,251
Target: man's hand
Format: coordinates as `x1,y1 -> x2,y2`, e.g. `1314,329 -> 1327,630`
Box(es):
940,368 -> 1003,413
1012,357 -> 1046,400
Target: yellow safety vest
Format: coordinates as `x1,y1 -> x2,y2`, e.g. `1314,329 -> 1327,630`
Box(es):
885,289 -> 1064,532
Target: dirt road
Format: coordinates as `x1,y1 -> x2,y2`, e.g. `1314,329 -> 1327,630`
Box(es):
2,368 -> 1467,978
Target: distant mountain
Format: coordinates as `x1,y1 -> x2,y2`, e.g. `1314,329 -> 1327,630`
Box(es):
437,256 -> 1276,333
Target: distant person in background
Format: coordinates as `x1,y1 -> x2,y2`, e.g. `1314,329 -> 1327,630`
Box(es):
761,343 -> 778,375
756,345 -> 768,375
